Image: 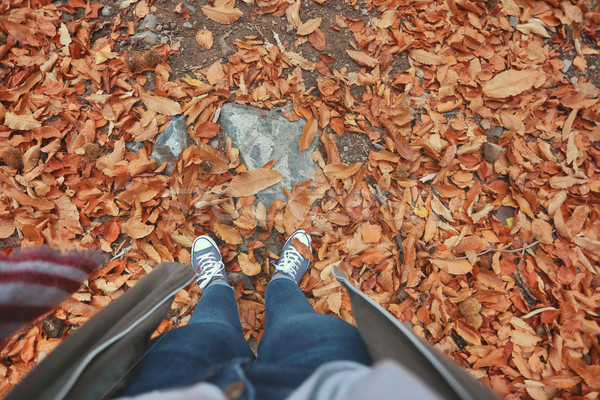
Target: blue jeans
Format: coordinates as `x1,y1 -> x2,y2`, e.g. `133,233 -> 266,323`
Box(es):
123,277 -> 372,399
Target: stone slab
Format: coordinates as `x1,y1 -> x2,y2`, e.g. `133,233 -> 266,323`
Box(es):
219,103 -> 318,207
150,115 -> 195,174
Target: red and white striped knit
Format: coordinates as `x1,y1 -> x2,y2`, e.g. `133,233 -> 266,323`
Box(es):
0,248 -> 103,341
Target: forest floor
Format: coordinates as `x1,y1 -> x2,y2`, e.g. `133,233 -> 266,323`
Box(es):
1,0 -> 600,398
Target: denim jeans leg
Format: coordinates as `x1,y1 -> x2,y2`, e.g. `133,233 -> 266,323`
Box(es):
122,283 -> 253,396
257,278 -> 372,368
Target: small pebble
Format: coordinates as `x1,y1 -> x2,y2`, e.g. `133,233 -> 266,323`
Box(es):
183,0 -> 197,13
509,15 -> 519,27
335,5 -> 342,11
183,21 -> 192,29
486,126 -> 504,141
160,36 -> 169,44
343,145 -> 349,151
483,142 -> 503,163
139,14 -> 157,31
131,31 -> 160,46
480,119 -> 491,130
361,8 -> 368,15
101,5 -> 112,17
156,24 -> 163,31
210,139 -> 219,148
570,76 -> 579,84
170,22 -> 176,30
561,59 -> 572,73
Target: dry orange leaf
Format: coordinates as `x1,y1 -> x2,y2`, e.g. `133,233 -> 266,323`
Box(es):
409,49 -> 444,66
3,186 -> 54,210
121,204 -> 154,239
297,17 -> 322,36
226,168 -> 282,197
299,117 -> 318,151
135,0 -> 149,18
361,223 -> 382,243
346,50 -> 378,68
482,69 -> 545,98
323,163 -> 362,179
308,29 -> 326,51
0,218 -> 15,239
139,93 -> 182,115
238,253 -> 261,276
431,258 -> 473,275
206,61 -> 225,85
291,237 -> 313,261
4,111 -> 41,130
378,10 -> 396,28
200,5 -> 243,24
214,223 -> 243,245
195,29 -> 214,49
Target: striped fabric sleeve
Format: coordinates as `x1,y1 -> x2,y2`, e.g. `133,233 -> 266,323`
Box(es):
0,247 -> 104,341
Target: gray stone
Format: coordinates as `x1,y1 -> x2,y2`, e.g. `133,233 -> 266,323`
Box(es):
150,115 -> 195,174
483,142 -> 503,163
126,141 -> 144,153
228,272 -> 255,290
561,59 -> 572,73
156,24 -> 163,31
486,126 -> 504,142
182,0 -> 197,13
101,5 -> 112,17
480,119 -> 491,130
219,104 -> 319,207
183,21 -> 193,29
509,16 -> 519,27
131,31 -> 160,46
139,14 -> 157,31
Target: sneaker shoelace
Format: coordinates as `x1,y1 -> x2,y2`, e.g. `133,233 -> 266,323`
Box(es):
195,252 -> 224,288
275,248 -> 304,276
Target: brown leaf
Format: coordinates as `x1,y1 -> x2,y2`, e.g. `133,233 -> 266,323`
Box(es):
238,253 -> 261,276
139,93 -> 182,115
206,61 -> 225,85
378,10 -> 396,28
4,112 -> 42,130
323,163 -> 362,179
299,117 -> 318,151
195,29 -> 214,49
0,218 -> 15,239
409,49 -> 444,65
200,5 -> 243,24
226,168 -> 282,197
135,0 -> 149,18
361,223 -> 382,243
431,258 -> 473,275
3,186 -> 54,210
297,17 -> 322,36
291,237 -> 313,261
482,69 -> 545,98
121,203 -> 154,239
346,50 -> 378,68
531,219 -> 554,244
568,357 -> 600,389
214,223 -> 243,245
308,29 -> 326,51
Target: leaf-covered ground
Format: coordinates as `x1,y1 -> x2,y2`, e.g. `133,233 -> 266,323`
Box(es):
1,0 -> 600,398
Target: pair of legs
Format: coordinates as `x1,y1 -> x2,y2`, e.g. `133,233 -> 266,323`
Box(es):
122,232 -> 372,399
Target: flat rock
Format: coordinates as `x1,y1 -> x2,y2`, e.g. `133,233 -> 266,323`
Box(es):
150,115 -> 195,174
219,104 -> 319,207
483,142 -> 503,163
